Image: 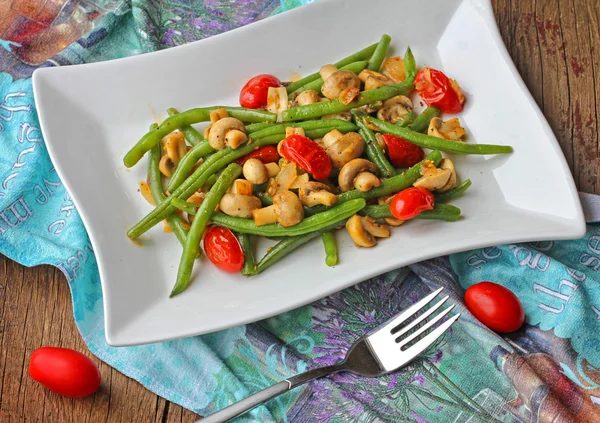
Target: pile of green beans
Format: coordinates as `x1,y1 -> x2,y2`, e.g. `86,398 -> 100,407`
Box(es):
285,43 -> 378,93
124,107 -> 277,167
288,61 -> 368,99
281,47 -> 416,122
124,35 -> 513,295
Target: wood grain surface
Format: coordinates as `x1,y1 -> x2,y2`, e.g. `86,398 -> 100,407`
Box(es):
1,1 -> 598,421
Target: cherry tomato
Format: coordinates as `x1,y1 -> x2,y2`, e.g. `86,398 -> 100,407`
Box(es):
464,282 -> 524,332
204,226 -> 244,273
381,134 -> 424,168
390,187 -> 434,220
279,135 -> 332,180
29,347 -> 101,397
235,146 -> 280,165
415,67 -> 464,114
239,74 -> 282,109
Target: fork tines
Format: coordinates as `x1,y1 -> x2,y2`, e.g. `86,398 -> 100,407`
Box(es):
366,288 -> 460,372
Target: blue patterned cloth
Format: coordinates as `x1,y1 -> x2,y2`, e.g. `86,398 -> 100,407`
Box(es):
2,1 -> 600,422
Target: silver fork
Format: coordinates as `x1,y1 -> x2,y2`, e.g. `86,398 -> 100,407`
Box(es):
199,288 -> 459,423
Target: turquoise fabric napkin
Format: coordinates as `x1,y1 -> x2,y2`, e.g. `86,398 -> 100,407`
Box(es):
2,1 -> 600,421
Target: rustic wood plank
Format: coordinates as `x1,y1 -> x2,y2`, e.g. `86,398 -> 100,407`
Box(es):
0,0 -> 598,422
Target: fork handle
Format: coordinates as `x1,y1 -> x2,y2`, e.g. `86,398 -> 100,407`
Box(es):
197,364 -> 342,423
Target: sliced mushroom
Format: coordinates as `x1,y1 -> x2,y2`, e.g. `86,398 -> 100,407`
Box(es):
209,108 -> 229,123
377,95 -> 413,124
264,162 -> 280,177
230,179 -> 253,196
296,90 -> 320,106
322,129 -> 343,149
207,117 -> 248,150
358,69 -> 393,90
338,158 -> 379,192
353,172 -> 382,192
346,214 -> 390,248
378,195 -> 405,226
290,173 -> 309,190
436,158 -> 457,193
321,70 -> 361,104
298,182 -> 337,207
252,190 -> 304,227
243,158 -> 269,185
219,193 -> 262,218
428,117 -> 466,140
163,131 -> 187,165
362,216 -> 391,238
381,56 -> 405,83
413,161 -> 452,191
325,132 -> 365,168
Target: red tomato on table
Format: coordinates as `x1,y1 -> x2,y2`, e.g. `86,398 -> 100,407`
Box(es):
390,187 -> 434,220
464,282 -> 524,332
381,134 -> 424,168
29,347 -> 101,397
204,226 -> 244,273
235,146 -> 280,165
239,74 -> 281,109
279,135 -> 332,180
415,67 -> 464,114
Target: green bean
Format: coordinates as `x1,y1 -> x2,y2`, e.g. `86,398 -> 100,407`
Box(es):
201,173 -> 218,192
210,198 -> 366,237
171,198 -> 197,216
236,233 -> 256,277
307,150 -> 443,215
436,179 -> 472,203
167,141 -> 215,192
288,61 -> 369,99
166,108 -> 204,146
127,137 -> 282,239
249,119 -> 357,139
354,111 -> 395,178
124,107 -> 277,168
282,48 -> 416,122
409,107 -> 440,133
396,111 -> 416,127
365,117 -> 514,155
367,34 -> 391,71
172,163 -> 241,297
256,191 -> 273,207
245,122 -> 274,133
285,43 -> 378,93
321,231 -> 338,267
147,128 -> 188,248
359,203 -> 461,222
246,222 -> 343,276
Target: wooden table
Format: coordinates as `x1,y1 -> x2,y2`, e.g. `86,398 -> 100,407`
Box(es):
1,1 -> 598,421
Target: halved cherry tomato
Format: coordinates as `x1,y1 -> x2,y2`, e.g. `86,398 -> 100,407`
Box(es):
415,67 -> 464,114
465,282 -> 524,333
29,347 -> 101,397
204,226 -> 244,273
235,145 -> 280,165
390,187 -> 434,220
239,74 -> 282,109
279,135 -> 332,180
381,134 -> 424,168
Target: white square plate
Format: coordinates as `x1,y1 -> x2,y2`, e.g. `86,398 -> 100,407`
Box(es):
33,0 -> 585,346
